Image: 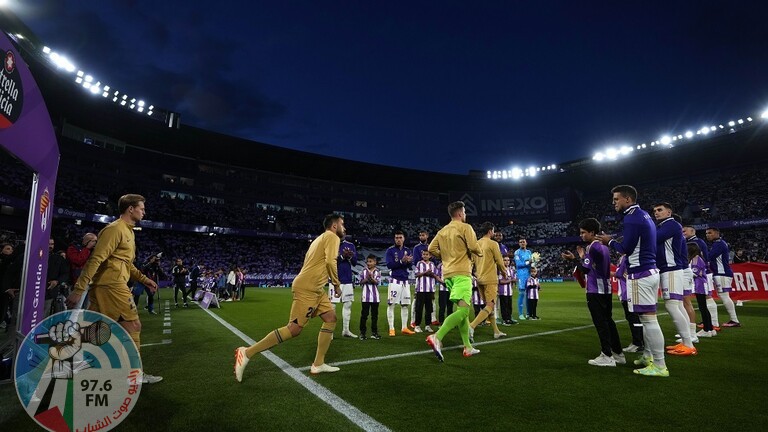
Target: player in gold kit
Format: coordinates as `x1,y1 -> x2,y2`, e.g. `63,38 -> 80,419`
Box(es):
234,214 -> 346,381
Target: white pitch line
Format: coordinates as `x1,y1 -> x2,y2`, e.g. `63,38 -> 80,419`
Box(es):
199,306 -> 392,432
140,339 -> 173,347
296,323 -> 596,371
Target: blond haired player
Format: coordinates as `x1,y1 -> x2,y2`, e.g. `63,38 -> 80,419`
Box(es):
469,222 -> 508,342
426,201 -> 483,361
235,214 -> 345,381
66,194 -> 161,384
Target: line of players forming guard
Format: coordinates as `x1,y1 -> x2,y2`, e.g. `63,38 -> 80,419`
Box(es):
235,190 -> 742,382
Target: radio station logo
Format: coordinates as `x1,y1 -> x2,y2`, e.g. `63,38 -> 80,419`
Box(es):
15,310 -> 143,432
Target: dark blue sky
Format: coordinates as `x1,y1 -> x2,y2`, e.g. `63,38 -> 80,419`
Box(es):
15,0 -> 768,174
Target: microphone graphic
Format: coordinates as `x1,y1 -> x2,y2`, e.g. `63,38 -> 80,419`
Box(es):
35,321 -> 112,346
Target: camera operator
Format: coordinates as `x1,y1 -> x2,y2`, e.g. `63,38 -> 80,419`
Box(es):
46,238 -> 71,317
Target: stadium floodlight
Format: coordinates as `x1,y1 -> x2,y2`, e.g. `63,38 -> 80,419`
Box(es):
103,85 -> 110,92
122,95 -> 128,100
138,106 -> 144,113
75,77 -> 82,84
685,131 -> 693,138
719,125 -> 724,129
148,105 -> 154,110
641,143 -> 647,148
709,126 -> 716,131
728,121 -> 735,127
747,117 -> 753,122
102,91 -> 109,97
593,152 -> 605,161
620,145 -> 632,155
487,171 -> 491,179
130,98 -> 136,103
700,127 -> 709,135
138,100 -> 145,107
82,82 -> 91,89
147,110 -> 153,116
677,134 -> 683,139
112,97 -> 118,102
502,171 -> 508,179
120,100 -> 126,106
84,75 -> 93,83
660,136 -> 671,145
43,46 -> 51,54
511,168 -> 523,179
762,110 -> 768,119
737,119 -> 744,124
89,85 -> 100,94
15,34 -> 24,40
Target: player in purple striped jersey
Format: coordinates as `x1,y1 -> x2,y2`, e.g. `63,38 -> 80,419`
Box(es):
525,268 -> 541,319
498,256 -> 516,325
705,227 -> 741,327
494,231 -> 509,324
687,243 -> 716,337
563,218 -> 624,366
596,185 -> 668,377
358,255 -> 382,340
684,226 -> 720,331
652,203 -> 696,356
412,230 -> 438,327
413,250 -> 437,333
435,263 -> 452,324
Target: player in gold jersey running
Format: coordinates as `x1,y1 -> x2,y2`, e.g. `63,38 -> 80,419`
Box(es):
234,214 -> 346,381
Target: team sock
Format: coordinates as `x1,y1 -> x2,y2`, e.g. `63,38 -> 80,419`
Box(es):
387,304 -> 395,330
719,292 -> 739,323
665,300 -> 692,347
342,302 -> 352,333
436,305 -> 470,343
401,306 -> 410,329
470,307 -> 490,329
706,298 -> 720,327
640,314 -> 666,368
130,331 -> 140,353
313,321 -> 336,366
246,326 -> 293,358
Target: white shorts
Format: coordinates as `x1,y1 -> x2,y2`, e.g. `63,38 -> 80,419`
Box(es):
387,280 -> 411,306
707,273 -> 715,293
329,283 -> 354,303
626,270 -> 660,314
713,275 -> 733,293
660,269 -> 686,301
683,267 -> 694,296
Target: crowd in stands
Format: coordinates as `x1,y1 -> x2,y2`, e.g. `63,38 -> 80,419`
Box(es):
3,150 -> 767,288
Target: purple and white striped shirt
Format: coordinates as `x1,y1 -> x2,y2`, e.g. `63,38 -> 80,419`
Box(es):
436,264 -> 446,292
360,268 -> 381,303
526,277 -> 541,300
415,260 -> 436,293
498,267 -> 514,296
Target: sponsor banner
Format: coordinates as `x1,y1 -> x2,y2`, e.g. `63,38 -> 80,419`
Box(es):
0,32 -> 59,337
729,263 -> 768,301
453,188 -> 575,221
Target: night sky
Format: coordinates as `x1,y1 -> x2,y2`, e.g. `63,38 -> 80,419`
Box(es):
14,0 -> 768,174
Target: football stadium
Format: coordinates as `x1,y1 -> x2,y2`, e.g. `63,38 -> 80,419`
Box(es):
2,6 -> 768,432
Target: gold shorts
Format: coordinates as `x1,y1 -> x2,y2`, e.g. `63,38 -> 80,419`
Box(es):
478,283 -> 498,306
88,284 -> 139,322
289,287 -> 334,327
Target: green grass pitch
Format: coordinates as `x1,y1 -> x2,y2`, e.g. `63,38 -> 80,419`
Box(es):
2,282 -> 767,431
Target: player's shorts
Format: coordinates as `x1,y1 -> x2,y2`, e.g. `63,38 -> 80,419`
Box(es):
446,275 -> 472,305
289,287 -> 334,327
329,283 -> 354,303
683,267 -> 694,296
387,279 -> 411,305
712,275 -> 733,293
706,273 -> 715,293
88,284 -> 138,322
478,283 -> 498,306
660,269 -> 685,301
626,269 -> 660,314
